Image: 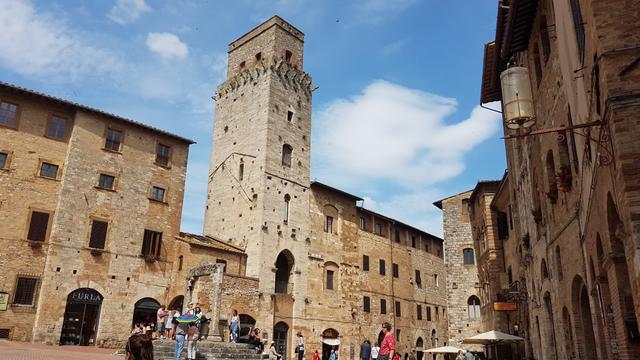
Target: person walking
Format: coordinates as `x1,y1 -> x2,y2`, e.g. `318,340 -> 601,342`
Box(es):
378,322 -> 396,360
125,334 -> 154,360
156,305 -> 168,340
464,351 -> 474,360
164,309 -> 174,340
371,342 -> 380,360
360,340 -> 372,360
312,350 -> 320,360
229,309 -> 239,343
296,331 -> 305,360
329,349 -> 337,360
186,323 -> 199,360
269,341 -> 282,360
455,350 -> 465,360
174,321 -> 189,360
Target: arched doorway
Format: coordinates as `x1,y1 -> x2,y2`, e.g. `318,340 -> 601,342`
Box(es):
275,250 -> 294,294
274,322 -> 289,360
239,314 -> 256,338
416,337 -> 424,360
59,288 -> 103,346
321,328 -> 340,360
168,295 -> 184,313
572,275 -> 597,358
132,297 -> 161,328
543,292 -> 558,359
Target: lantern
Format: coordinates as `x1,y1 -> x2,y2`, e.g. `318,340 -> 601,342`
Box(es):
500,66 -> 535,129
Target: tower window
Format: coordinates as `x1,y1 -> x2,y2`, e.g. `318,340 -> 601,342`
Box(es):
285,50 -> 292,63
282,144 -> 292,167
287,111 -> 294,122
325,216 -> 333,233
283,194 -> 290,224
255,52 -> 262,61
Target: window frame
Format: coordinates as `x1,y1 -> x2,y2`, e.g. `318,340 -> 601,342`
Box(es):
12,276 -> 39,307
87,218 -> 109,250
395,300 -> 401,317
363,296 -> 371,312
326,269 -> 334,290
44,113 -> 72,142
281,144 -> 293,167
392,263 -> 399,278
37,160 -> 60,180
380,298 -> 387,314
417,304 -> 423,320
97,172 -> 117,191
0,100 -> 20,129
362,255 -> 369,271
463,248 -> 475,265
379,259 -> 386,276
104,127 -> 124,153
141,229 -> 163,259
415,270 -> 422,287
359,216 -> 366,230
325,215 -> 333,234
149,185 -> 167,203
155,142 -> 172,168
25,209 -> 53,243
0,150 -> 11,170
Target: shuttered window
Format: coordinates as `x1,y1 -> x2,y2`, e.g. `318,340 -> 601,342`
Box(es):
363,296 -> 370,312
105,128 -> 122,152
27,211 -> 49,242
417,304 -> 423,320
380,299 -> 387,314
47,115 -> 67,140
89,220 -> 108,249
141,230 -> 162,257
0,101 -> 18,128
13,277 -> 38,305
362,255 -> 369,271
156,144 -> 171,166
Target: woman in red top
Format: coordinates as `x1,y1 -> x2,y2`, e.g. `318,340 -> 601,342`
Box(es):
313,350 -> 320,360
378,322 -> 396,360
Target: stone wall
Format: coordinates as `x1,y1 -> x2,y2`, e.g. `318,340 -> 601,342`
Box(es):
439,191 -> 483,350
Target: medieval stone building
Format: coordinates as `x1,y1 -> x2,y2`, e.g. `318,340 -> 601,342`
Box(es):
0,16 -> 449,359
477,0 -> 640,359
0,82 -> 193,345
434,191 -> 483,351
201,16 -> 448,360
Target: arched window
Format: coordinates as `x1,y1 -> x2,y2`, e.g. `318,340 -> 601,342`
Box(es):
282,144 -> 292,167
546,150 -> 558,203
468,296 -> 481,320
463,248 -> 475,265
283,194 -> 290,224
275,251 -> 294,294
555,246 -> 564,281
541,259 -> 549,280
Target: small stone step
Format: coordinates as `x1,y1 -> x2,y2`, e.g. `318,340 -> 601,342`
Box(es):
152,340 -> 266,360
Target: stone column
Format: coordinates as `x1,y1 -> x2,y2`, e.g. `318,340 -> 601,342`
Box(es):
206,263 -> 225,342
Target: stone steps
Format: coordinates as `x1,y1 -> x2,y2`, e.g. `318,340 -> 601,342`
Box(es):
153,340 -> 268,360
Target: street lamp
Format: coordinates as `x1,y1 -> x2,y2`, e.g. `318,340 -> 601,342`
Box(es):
500,64 -> 535,129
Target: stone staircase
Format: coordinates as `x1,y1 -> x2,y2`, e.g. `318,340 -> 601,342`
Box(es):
153,340 -> 268,360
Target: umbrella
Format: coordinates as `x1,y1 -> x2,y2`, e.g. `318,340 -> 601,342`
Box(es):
422,346 -> 466,353
176,313 -> 200,323
462,330 -> 524,344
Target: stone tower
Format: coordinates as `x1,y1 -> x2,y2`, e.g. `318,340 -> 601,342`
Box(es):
204,15 -> 313,306
435,191 -> 483,350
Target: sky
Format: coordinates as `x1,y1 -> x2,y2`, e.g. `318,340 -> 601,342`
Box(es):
0,0 -> 506,237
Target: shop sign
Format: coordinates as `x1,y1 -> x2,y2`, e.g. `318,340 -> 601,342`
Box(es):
69,289 -> 103,304
493,302 -> 517,311
0,292 -> 8,311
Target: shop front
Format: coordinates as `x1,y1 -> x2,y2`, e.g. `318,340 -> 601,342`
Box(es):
59,288 -> 103,346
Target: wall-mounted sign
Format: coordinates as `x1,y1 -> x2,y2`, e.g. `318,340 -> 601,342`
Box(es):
0,292 -> 9,311
68,288 -> 103,305
493,302 -> 517,311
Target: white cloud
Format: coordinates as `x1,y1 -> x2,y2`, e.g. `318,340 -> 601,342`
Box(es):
146,32 -> 189,60
108,0 -> 150,25
314,80 -> 501,189
0,0 -> 121,79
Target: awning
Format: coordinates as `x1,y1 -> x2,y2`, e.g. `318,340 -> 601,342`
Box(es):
422,346 -> 465,354
462,330 -> 524,344
322,338 -> 340,346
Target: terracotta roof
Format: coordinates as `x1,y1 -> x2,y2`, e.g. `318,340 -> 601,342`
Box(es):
178,232 -> 245,254
357,207 -> 443,243
0,81 -> 195,144
310,181 -> 363,201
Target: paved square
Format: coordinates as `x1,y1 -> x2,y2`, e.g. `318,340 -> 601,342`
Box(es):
0,340 -> 120,360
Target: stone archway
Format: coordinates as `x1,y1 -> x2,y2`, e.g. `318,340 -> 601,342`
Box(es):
274,322 -> 289,360
571,276 -> 597,358
275,250 -> 294,294
416,337 -> 424,360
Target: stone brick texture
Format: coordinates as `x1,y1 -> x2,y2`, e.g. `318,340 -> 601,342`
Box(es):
485,0 -> 640,359
0,86 -> 191,347
439,192 -> 483,351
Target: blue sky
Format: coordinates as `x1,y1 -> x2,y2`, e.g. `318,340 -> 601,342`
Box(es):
0,0 -> 505,236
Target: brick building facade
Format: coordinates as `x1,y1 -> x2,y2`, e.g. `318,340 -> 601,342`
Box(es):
202,16 -> 448,360
434,191 -> 483,351
479,0 -> 640,359
0,82 -> 193,345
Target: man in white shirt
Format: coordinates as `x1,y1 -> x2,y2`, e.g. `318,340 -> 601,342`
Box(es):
371,342 -> 380,359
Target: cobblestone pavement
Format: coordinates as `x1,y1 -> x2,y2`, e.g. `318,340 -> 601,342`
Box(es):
0,340 -> 121,360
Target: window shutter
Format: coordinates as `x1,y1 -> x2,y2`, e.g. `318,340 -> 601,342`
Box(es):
27,212 -> 49,242
89,221 -> 108,249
